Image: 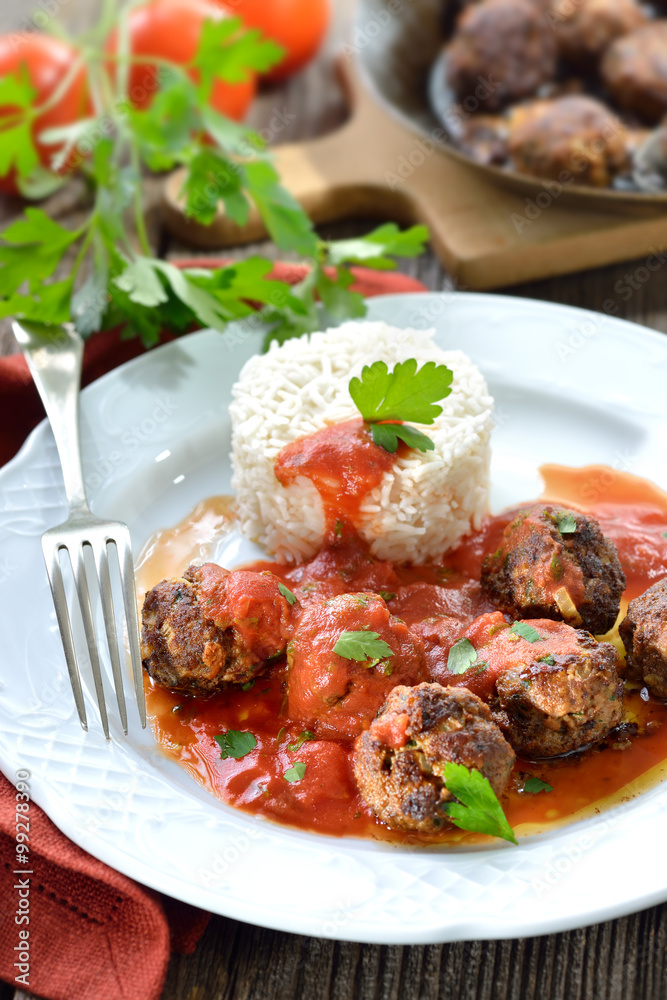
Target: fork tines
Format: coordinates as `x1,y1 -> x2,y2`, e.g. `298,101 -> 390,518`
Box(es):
41,520 -> 146,739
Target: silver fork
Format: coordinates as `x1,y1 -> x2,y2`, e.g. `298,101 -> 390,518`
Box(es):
14,320 -> 146,739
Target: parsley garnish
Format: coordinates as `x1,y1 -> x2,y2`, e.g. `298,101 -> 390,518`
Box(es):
214,730 -> 257,760
523,776 -> 554,795
333,631 -> 394,661
0,7 -> 428,347
379,591 -> 396,602
447,638 -> 478,675
509,622 -> 542,643
554,511 -> 577,535
441,763 -> 517,845
349,359 -> 453,454
287,731 -> 315,752
241,680 -> 255,691
537,654 -> 556,666
284,762 -> 307,783
278,582 -> 297,605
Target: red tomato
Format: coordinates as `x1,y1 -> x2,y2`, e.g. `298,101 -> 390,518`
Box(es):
216,0 -> 329,80
0,34 -> 91,195
108,0 -> 256,121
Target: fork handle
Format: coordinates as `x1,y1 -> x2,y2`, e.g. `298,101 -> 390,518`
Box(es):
14,321 -> 89,513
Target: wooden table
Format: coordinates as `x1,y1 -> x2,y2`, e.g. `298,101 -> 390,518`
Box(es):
2,2 -> 667,999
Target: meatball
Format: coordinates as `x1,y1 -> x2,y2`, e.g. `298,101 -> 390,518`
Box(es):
507,96 -> 629,186
550,0 -> 647,65
481,504 -> 626,634
354,683 -> 515,834
287,592 -> 428,738
445,0 -> 558,112
601,22 -> 667,123
488,620 -> 624,757
620,577 -> 667,698
141,563 -> 297,694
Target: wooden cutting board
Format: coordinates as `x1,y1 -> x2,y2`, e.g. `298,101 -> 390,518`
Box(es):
162,57 -> 667,290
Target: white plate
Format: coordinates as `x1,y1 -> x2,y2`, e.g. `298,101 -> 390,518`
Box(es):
2,292 -> 667,945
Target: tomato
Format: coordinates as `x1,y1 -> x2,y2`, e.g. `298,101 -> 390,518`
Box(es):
0,34 -> 91,195
215,0 -> 329,80
108,0 -> 256,121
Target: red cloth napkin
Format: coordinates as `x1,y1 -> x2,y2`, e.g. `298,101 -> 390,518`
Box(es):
0,261 -> 427,1000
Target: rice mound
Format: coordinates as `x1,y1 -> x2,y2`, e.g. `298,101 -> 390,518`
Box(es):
230,321 -> 494,564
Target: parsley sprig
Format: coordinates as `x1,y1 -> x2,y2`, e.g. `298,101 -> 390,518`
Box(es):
0,7 -> 429,345
441,763 -> 517,845
333,630 -> 394,663
349,359 -> 453,453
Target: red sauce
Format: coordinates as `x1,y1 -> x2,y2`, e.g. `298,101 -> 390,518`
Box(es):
274,417 -> 395,536
141,466 -> 667,844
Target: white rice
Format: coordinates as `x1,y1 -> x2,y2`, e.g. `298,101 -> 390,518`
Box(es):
230,321 -> 494,564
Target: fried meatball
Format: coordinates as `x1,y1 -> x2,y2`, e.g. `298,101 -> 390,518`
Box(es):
489,621 -> 624,757
620,577 -> 667,698
141,563 -> 297,694
354,683 -> 515,834
445,0 -> 558,111
601,22 -> 667,123
481,504 -> 626,634
507,96 -> 629,186
287,592 -> 428,738
550,0 -> 647,65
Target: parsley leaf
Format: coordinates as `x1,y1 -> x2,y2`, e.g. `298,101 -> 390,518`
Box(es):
350,359 -> 453,426
287,731 -> 315,752
333,630 -> 394,661
447,638 -> 478,675
284,761 -> 307,782
214,730 -> 257,759
554,511 -> 577,535
441,762 -> 518,845
370,422 -> 435,454
537,654 -> 556,666
328,223 -> 429,269
379,591 -> 396,602
0,67 -> 39,182
523,776 -> 554,795
278,582 -> 297,605
509,622 -> 542,643
192,16 -> 283,97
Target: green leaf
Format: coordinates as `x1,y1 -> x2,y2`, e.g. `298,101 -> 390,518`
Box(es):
349,358 -> 453,426
537,654 -> 556,666
284,761 -> 307,783
114,257 -> 169,308
333,630 -> 394,661
441,762 -> 518,845
287,730 -> 315,752
0,209 -> 82,297
153,261 -> 236,330
243,160 -> 317,256
180,148 -> 249,226
315,266 -> 365,323
523,776 -> 553,795
0,279 -> 73,323
379,591 -> 396,602
328,223 -> 429,268
509,622 -> 542,643
214,729 -> 257,759
447,638 -> 478,675
193,17 -> 284,98
370,422 -> 435,454
554,511 -> 577,535
0,66 -> 39,182
278,582 -> 297,605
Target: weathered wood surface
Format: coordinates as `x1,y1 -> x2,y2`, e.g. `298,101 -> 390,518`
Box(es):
2,1 -> 667,999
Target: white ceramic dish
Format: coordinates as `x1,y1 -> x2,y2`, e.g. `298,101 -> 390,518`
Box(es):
2,292 -> 667,944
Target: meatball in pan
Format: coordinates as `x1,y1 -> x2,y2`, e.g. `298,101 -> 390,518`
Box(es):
481,504 -> 626,635
141,563 -> 297,695
620,576 -> 667,698
354,683 -> 515,834
507,96 -> 629,187
601,22 -> 667,124
550,0 -> 647,65
445,0 -> 557,112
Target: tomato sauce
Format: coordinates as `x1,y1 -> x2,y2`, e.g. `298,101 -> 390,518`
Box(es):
138,465 -> 667,845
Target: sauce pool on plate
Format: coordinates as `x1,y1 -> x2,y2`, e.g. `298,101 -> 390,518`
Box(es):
136,465 -> 667,845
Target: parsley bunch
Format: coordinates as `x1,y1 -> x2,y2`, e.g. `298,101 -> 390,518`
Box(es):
0,5 -> 429,347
